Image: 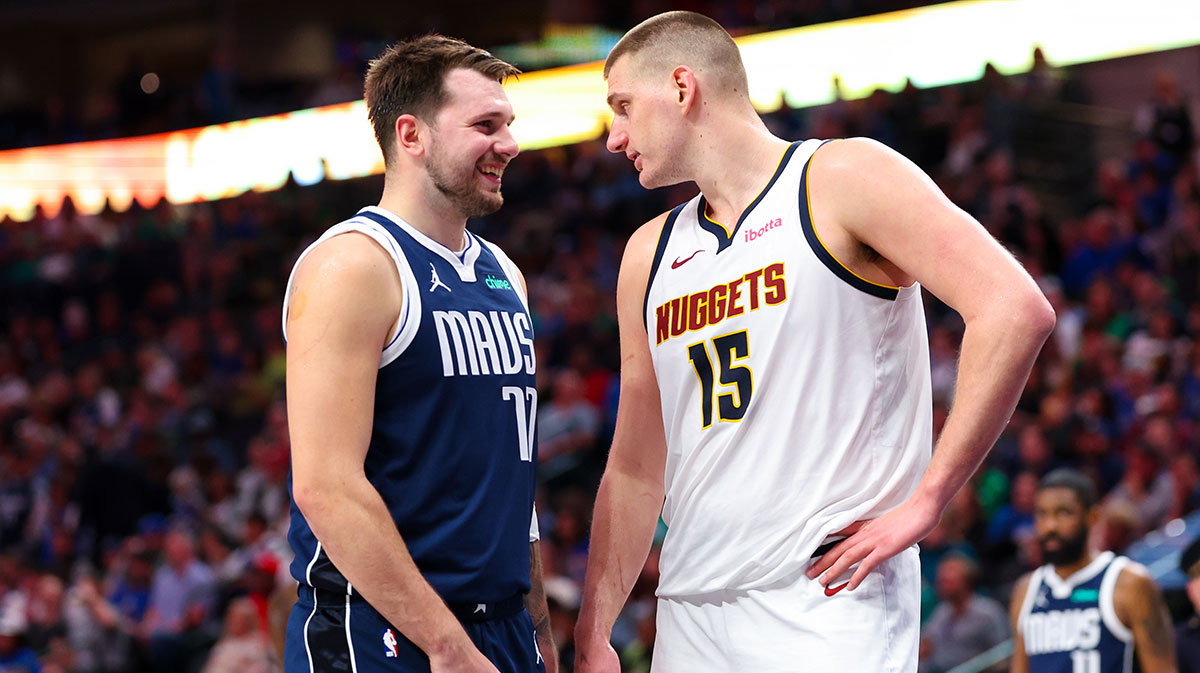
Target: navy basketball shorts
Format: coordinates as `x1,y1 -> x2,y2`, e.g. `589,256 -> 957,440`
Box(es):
284,588 -> 547,673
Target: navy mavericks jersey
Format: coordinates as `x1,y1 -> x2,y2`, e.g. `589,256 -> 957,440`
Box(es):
1017,551 -> 1135,673
282,205 -> 538,604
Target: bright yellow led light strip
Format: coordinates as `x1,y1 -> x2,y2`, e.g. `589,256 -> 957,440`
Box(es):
3,0 -> 1198,221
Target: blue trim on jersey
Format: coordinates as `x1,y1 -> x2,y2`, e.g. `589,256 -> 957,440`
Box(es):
287,210 -> 537,606
696,140 -> 800,253
642,204 -> 686,332
798,140 -> 900,301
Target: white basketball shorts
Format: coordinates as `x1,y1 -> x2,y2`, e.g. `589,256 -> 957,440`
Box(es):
651,545 -> 920,672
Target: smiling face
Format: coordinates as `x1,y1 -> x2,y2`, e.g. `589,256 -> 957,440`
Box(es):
604,55 -> 688,190
1034,487 -> 1093,566
422,68 -> 519,219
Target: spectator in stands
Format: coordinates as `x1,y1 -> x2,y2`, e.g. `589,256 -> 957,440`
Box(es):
0,597 -> 39,673
919,554 -> 1009,673
141,529 -> 217,672
199,597 -> 277,673
537,369 -> 602,479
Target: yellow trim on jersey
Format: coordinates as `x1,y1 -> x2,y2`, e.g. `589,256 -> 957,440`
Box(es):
803,152 -> 901,292
702,143 -> 795,239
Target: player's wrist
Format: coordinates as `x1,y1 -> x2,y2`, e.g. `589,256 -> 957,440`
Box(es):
574,618 -> 612,649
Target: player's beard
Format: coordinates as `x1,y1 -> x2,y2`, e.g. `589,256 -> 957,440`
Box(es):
1039,527 -> 1088,566
426,142 -> 503,219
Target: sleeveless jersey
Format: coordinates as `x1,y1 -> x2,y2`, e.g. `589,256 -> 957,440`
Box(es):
643,139 -> 932,597
1017,552 -> 1135,673
282,205 -> 538,604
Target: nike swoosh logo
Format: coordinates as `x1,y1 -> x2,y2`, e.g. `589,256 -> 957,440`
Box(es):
672,250 -> 703,269
824,582 -> 850,597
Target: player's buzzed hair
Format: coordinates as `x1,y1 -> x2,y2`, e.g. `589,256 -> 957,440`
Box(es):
364,34 -> 519,166
604,11 -> 750,100
1038,468 -> 1098,510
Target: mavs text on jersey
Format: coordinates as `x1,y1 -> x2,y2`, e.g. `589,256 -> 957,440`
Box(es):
1017,551 -> 1135,673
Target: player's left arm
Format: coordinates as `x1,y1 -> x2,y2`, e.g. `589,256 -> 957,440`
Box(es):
527,541 -> 558,673
1116,564 -> 1178,673
806,137 -> 1056,590
508,263 -> 560,673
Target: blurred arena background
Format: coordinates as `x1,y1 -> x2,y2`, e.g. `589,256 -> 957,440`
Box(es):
1,1 -> 1200,671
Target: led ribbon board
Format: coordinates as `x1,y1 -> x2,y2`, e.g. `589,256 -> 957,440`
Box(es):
3,0 -> 1198,221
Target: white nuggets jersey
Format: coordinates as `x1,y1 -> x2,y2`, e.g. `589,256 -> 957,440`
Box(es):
644,139 -> 933,597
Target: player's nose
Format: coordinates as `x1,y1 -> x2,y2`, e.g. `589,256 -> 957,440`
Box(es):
606,122 -> 627,154
494,124 -> 519,159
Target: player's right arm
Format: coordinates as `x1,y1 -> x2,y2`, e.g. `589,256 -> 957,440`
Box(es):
287,233 -> 497,673
575,215 -> 671,673
1008,572 -> 1031,673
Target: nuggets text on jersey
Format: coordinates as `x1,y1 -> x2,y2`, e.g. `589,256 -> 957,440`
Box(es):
654,263 -> 787,344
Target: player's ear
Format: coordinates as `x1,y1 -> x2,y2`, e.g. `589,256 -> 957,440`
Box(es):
395,114 -> 426,158
673,66 -> 698,113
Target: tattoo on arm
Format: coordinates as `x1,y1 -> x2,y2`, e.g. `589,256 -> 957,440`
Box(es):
1134,576 -> 1177,672
527,542 -> 555,646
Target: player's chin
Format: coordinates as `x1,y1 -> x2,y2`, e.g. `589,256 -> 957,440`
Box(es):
637,169 -> 662,189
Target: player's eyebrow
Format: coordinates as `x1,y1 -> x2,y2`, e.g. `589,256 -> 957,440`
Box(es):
472,109 -> 516,125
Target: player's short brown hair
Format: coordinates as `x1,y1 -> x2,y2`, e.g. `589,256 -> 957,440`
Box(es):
364,34 -> 519,166
603,11 -> 749,99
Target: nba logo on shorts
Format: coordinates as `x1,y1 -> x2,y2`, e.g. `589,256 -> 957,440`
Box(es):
382,628 -> 399,658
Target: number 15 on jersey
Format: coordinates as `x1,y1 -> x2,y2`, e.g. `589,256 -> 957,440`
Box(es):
687,329 -> 753,429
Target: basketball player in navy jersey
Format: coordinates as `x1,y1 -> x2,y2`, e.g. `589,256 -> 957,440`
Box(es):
1010,469 -> 1176,673
282,36 -> 555,673
577,10 -> 1054,673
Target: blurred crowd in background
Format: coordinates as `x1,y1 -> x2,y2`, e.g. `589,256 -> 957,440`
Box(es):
3,0 -> 970,153
1,21 -> 1199,673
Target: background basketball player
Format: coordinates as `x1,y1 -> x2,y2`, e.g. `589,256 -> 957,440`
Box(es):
1010,469 -> 1176,673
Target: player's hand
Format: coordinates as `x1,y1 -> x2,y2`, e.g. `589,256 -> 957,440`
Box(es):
805,495 -> 941,591
575,635 -> 621,673
429,644 -> 501,673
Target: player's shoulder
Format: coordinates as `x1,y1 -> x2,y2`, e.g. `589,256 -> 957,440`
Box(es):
623,209 -> 676,265
807,136 -> 904,176
1113,558 -> 1155,593
1010,568 -> 1037,604
292,218 -> 400,294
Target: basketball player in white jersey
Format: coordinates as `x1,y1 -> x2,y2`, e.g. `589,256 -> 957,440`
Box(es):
574,11 -> 1055,672
1011,469 -> 1176,673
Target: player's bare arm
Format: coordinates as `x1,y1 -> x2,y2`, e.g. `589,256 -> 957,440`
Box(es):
805,138 -> 1056,590
1115,564 -> 1178,673
575,214 -> 671,673
527,541 -> 557,672
1008,572 -> 1032,673
287,233 -> 497,673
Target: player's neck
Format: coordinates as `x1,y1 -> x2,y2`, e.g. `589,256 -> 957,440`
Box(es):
691,122 -> 792,226
1051,549 -> 1098,581
378,174 -> 468,252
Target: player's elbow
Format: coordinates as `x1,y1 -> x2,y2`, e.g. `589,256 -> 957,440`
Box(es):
1020,290 -> 1056,341
292,476 -> 342,525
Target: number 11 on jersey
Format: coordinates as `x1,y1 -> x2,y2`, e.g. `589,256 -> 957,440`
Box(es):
687,330 -> 753,429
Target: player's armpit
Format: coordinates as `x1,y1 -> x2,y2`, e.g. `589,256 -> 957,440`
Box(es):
807,137 -> 1052,325
1116,565 -> 1178,673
